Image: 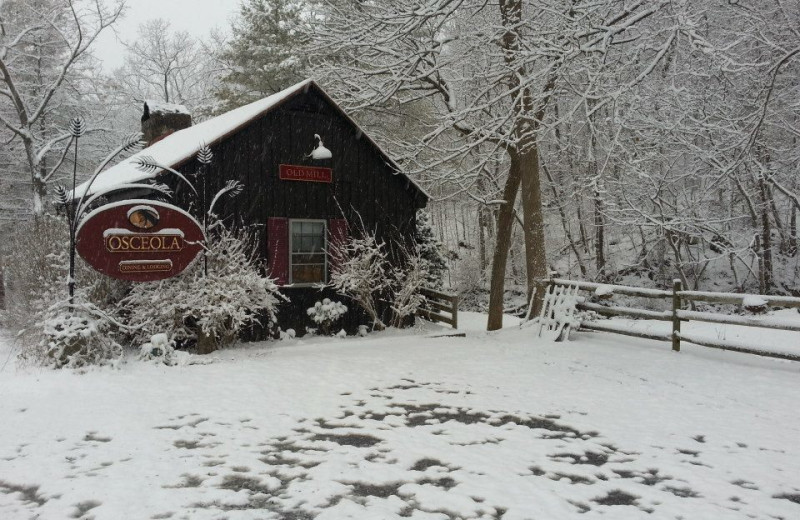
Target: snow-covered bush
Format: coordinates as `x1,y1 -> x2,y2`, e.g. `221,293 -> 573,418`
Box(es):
139,333 -> 175,363
328,231 -> 391,330
389,252 -> 427,328
279,328 -> 296,340
3,216 -> 129,366
2,215 -> 72,330
120,224 -> 283,354
328,225 -> 432,330
415,210 -> 448,289
24,304 -> 123,369
307,298 -> 347,335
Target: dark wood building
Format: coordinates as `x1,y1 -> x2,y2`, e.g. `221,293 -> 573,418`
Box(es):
79,80 -> 429,335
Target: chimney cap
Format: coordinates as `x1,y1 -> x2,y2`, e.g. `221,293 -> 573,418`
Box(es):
141,101 -> 192,146
142,100 -> 190,122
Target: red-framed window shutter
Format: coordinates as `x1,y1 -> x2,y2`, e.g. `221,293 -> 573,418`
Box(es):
267,217 -> 289,285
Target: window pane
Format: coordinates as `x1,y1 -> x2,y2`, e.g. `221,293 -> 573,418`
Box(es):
292,264 -> 324,284
292,253 -> 325,264
291,223 -> 302,252
312,233 -> 324,251
289,221 -> 326,283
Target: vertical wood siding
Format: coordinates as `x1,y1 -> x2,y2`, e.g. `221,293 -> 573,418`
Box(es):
164,87 -> 425,336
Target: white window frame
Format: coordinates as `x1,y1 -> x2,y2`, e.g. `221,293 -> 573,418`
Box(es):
288,219 -> 328,286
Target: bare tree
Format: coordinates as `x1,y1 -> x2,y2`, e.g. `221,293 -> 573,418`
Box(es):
0,0 -> 123,216
310,0 -> 674,328
112,18 -> 218,116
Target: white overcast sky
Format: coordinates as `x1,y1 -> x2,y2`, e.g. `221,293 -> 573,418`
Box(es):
94,0 -> 240,70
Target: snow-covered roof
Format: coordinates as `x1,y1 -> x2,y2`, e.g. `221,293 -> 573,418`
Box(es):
74,79 -> 429,201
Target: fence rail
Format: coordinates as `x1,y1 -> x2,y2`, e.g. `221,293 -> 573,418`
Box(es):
540,278 -> 800,363
417,287 -> 458,329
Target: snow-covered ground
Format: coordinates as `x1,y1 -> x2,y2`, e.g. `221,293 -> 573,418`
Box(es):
1,317 -> 799,520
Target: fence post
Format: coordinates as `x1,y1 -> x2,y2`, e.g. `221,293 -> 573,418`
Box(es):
452,295 -> 458,330
672,279 -> 682,352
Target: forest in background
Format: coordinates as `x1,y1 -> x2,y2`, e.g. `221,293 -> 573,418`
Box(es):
2,0 -> 800,315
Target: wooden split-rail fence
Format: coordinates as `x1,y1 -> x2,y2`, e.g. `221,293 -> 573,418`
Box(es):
538,278 -> 800,363
417,287 -> 459,329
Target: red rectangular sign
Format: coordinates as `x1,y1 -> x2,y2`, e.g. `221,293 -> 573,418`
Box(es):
279,164 -> 332,183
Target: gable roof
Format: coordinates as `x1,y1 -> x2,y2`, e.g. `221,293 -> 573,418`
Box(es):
74,79 -> 429,201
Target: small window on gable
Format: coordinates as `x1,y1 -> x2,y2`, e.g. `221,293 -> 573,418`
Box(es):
290,220 -> 326,285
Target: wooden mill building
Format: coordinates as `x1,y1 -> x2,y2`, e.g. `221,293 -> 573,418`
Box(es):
78,80 -> 429,335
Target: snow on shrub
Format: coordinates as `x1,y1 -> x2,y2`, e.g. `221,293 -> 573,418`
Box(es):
328,230 -> 391,329
138,333 -> 216,366
27,303 -> 123,369
4,216 -> 128,367
415,210 -> 448,289
307,298 -> 347,335
2,216 -> 127,330
139,333 -> 175,363
120,224 -> 283,354
388,252 -> 427,328
328,222 -> 431,330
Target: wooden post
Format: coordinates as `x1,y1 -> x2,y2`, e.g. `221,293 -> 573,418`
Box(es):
672,279 -> 682,352
452,296 -> 458,330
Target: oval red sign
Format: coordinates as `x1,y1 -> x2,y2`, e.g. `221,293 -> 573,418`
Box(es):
76,200 -> 205,282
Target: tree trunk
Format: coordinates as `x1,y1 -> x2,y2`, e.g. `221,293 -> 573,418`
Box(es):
488,0 -> 553,330
576,201 -> 589,253
594,193 -> 605,278
32,177 -> 46,215
757,175 -> 773,292
755,234 -> 765,294
478,207 -> 487,270
195,330 -> 216,355
519,142 -> 548,308
487,153 -> 523,331
790,204 -> 797,257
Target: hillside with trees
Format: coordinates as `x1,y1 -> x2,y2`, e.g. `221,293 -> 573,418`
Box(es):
3,0 -> 800,311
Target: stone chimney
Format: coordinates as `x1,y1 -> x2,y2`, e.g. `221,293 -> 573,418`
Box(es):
141,101 -> 192,146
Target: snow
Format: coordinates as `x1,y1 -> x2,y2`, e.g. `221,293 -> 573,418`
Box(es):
102,228 -> 185,238
594,284 -> 614,297
457,311 -> 521,330
145,100 -> 190,116
742,295 -> 768,309
73,79 -> 431,201
74,80 -> 314,197
310,143 -> 332,160
310,134 -> 333,159
1,319 -> 800,519
550,278 -> 673,298
76,199 -> 203,237
680,290 -> 800,306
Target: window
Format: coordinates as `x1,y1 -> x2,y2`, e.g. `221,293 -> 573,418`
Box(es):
290,220 -> 327,285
